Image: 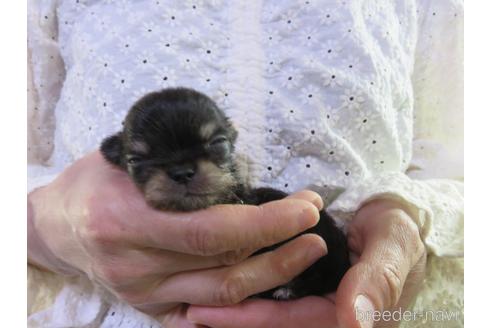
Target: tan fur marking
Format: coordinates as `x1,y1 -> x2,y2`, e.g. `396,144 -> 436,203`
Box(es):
143,160 -> 239,210
199,122 -> 217,140
143,171 -> 173,206
197,160 -> 236,192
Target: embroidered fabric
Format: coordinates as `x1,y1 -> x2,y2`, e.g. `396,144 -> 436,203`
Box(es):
27,0 -> 463,327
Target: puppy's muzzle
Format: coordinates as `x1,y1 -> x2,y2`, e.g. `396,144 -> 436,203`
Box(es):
167,165 -> 196,184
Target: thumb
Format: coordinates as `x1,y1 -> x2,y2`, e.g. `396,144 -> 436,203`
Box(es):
335,206 -> 425,328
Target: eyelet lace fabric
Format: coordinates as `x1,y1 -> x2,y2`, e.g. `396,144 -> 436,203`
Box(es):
27,0 -> 463,327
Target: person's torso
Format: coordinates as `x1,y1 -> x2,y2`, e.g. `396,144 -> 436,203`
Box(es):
54,0 -> 418,192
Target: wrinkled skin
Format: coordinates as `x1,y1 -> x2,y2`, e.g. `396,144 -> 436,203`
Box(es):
28,151 -> 426,327
187,199 -> 427,328
28,151 -> 329,325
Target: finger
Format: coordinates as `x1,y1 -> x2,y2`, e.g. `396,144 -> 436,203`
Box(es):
156,247 -> 257,273
187,296 -> 338,328
152,304 -> 208,328
99,247 -> 258,286
142,234 -> 328,306
134,198 -> 320,256
136,190 -> 324,274
286,190 -> 324,211
336,210 -> 425,328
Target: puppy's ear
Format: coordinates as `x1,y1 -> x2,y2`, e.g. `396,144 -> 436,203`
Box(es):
100,132 -> 125,167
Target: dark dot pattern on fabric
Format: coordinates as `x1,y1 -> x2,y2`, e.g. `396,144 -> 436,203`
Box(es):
28,3 -> 463,250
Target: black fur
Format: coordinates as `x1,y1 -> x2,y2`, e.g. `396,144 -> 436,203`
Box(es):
100,87 -> 350,299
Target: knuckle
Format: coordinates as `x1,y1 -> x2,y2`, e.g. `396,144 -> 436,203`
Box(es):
215,271 -> 248,305
93,258 -> 153,288
82,224 -> 112,246
256,204 -> 284,242
80,225 -> 115,252
381,263 -> 404,307
86,193 -> 113,222
84,202 -> 115,245
276,262 -> 295,285
389,209 -> 418,233
82,201 -> 126,250
184,219 -> 218,255
95,262 -> 125,286
270,253 -> 296,284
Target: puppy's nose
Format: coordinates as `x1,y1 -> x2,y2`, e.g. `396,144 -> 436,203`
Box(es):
167,166 -> 196,184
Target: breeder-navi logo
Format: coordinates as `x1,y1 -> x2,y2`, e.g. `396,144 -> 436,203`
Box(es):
356,307 -> 462,323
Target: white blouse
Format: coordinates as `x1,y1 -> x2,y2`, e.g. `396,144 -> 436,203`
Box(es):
27,1 -> 464,327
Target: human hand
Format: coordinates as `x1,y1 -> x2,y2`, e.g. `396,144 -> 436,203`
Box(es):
27,151 -> 328,326
187,199 -> 427,328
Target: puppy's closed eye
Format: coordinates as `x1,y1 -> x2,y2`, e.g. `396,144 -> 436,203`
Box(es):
126,155 -> 144,165
209,135 -> 228,146
100,87 -> 350,300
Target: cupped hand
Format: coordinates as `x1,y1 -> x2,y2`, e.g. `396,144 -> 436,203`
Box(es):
27,151 -> 327,326
187,199 -> 427,328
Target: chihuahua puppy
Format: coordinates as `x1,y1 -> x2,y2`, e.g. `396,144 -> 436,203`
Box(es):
101,87 -> 350,300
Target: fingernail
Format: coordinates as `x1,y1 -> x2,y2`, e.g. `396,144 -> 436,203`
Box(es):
355,294 -> 374,328
310,193 -> 324,211
186,307 -> 205,324
306,237 -> 328,262
299,205 -> 320,229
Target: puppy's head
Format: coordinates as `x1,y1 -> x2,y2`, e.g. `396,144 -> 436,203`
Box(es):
101,87 -> 241,211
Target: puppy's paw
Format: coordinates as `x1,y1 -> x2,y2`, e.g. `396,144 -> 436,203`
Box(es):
272,287 -> 295,300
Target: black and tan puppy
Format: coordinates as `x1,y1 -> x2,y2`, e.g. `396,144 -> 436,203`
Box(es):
101,87 -> 350,300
